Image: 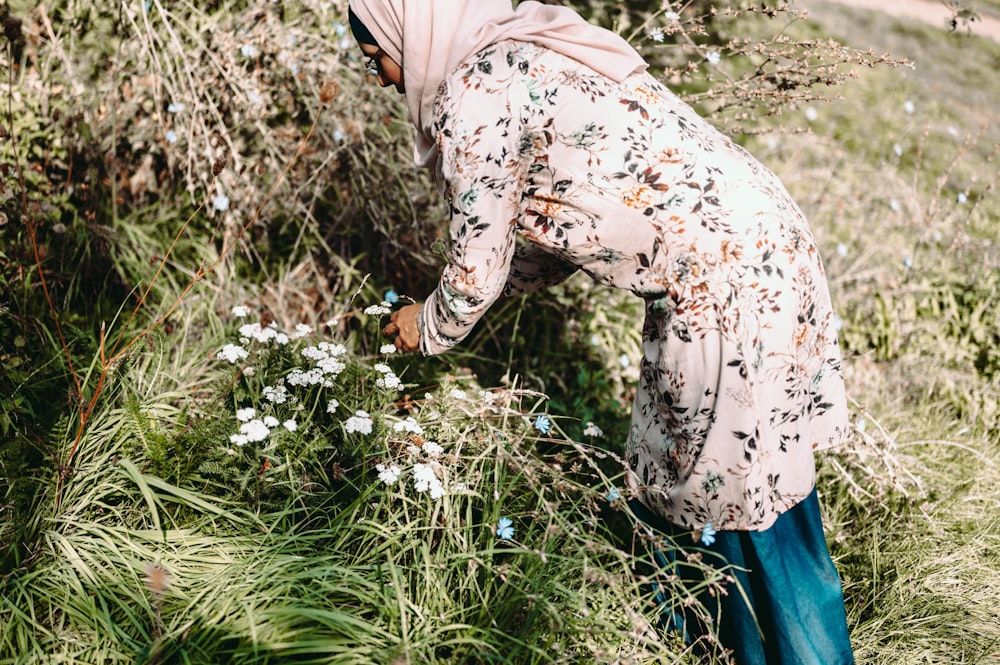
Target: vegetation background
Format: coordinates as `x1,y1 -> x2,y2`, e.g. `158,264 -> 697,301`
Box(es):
1,0 -> 998,663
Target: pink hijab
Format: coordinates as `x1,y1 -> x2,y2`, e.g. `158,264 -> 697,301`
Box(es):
347,0 -> 647,166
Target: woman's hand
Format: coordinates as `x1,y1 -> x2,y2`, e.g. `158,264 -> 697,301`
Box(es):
383,303 -> 422,352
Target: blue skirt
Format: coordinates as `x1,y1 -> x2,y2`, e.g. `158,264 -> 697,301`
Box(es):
630,488 -> 854,665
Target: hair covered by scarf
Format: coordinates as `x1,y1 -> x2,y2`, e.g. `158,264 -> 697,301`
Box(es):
347,0 -> 647,166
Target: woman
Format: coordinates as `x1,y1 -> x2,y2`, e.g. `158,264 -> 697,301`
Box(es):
350,1 -> 854,663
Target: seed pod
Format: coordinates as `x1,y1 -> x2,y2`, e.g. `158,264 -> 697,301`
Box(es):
320,79 -> 339,104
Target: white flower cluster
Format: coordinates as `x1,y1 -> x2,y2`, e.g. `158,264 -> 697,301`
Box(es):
375,415 -> 448,499
344,410 -> 374,435
229,407 -> 298,446
239,322 -> 290,346
262,384 -> 291,405
287,342 -> 348,388
393,417 -> 423,435
376,463 -> 401,485
363,302 -> 392,316
217,344 -> 249,364
413,463 -> 445,499
374,363 -> 403,391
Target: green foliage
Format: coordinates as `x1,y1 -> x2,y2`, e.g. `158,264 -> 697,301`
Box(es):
0,314 -> 711,664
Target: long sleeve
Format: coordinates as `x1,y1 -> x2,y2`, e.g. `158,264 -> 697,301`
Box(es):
418,70 -> 531,355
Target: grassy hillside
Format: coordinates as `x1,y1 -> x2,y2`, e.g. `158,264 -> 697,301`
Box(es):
747,5 -> 1000,663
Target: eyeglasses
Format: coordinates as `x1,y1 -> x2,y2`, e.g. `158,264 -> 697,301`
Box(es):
364,48 -> 383,75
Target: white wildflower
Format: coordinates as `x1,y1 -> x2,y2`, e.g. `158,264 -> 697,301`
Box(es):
376,374 -> 403,390
413,463 -> 445,499
236,407 -> 256,422
217,344 -> 249,363
664,11 -> 680,21
805,107 -> 818,121
327,398 -> 340,414
393,417 -> 424,435
287,368 -> 325,387
239,419 -> 271,443
239,322 -> 282,344
231,305 -> 251,318
282,419 -> 298,432
449,388 -> 468,400
364,303 -> 392,316
583,421 -> 605,438
376,463 -> 402,485
229,434 -> 249,447
422,440 -> 443,458
379,344 -> 397,354
649,27 -> 665,42
263,415 -> 280,428
294,323 -> 313,338
262,384 -> 289,404
705,50 -> 721,65
903,100 -> 915,114
344,410 -> 374,435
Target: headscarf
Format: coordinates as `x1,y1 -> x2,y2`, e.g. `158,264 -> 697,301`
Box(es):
347,0 -> 647,166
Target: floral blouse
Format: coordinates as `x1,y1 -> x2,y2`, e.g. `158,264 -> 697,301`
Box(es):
419,40 -> 849,531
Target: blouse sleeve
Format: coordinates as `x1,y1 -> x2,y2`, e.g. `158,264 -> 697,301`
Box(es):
417,78 -> 531,355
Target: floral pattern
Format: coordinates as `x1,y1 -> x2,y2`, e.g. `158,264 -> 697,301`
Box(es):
419,40 -> 849,531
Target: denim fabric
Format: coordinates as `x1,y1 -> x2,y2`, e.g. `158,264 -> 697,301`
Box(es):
631,488 -> 855,665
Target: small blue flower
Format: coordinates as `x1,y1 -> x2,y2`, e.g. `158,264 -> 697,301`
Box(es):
240,44 -> 260,59
699,522 -> 717,546
957,192 -> 968,204
534,414 -> 552,434
384,289 -> 400,304
496,517 -> 514,541
606,486 -> 621,502
333,129 -> 346,143
213,194 -> 230,212
167,102 -> 185,113
332,22 -> 347,36
165,130 -> 178,144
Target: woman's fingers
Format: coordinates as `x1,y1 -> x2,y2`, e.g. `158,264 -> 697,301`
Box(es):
382,310 -> 401,337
